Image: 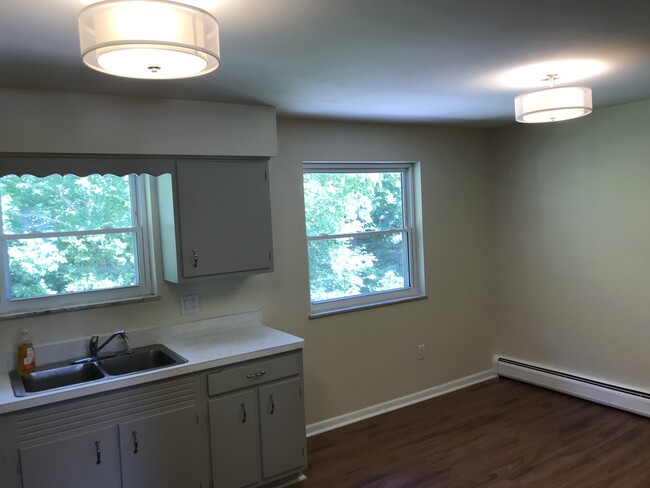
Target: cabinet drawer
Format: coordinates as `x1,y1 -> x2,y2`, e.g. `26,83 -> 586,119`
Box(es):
207,353 -> 301,396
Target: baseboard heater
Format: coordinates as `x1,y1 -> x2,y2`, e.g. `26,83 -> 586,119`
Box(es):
495,356 -> 650,418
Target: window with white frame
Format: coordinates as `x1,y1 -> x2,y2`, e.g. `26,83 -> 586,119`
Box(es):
0,173 -> 153,315
303,162 -> 423,316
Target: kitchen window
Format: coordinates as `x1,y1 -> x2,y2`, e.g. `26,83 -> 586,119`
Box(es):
303,162 -> 423,316
0,173 -> 153,315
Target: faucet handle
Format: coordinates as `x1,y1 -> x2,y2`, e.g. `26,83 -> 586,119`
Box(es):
89,335 -> 99,356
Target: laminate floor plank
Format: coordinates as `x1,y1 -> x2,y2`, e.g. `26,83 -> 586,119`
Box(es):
298,378 -> 650,487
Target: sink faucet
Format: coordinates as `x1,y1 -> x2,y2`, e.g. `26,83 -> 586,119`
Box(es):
89,330 -> 132,359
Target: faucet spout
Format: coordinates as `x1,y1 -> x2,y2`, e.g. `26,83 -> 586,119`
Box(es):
89,330 -> 131,358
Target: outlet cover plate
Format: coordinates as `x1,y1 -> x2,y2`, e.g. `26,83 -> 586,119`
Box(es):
181,294 -> 200,315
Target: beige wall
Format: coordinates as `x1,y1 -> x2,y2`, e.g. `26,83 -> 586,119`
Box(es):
0,91 -> 494,424
492,100 -> 650,391
265,119 -> 494,422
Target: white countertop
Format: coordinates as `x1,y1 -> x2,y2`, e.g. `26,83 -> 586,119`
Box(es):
0,313 -> 303,415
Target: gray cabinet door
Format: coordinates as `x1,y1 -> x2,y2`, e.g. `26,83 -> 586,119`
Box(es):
19,426 -> 121,488
0,416 -> 7,488
118,406 -> 203,488
259,377 -> 306,480
0,447 -> 5,488
208,390 -> 261,488
177,160 -> 273,278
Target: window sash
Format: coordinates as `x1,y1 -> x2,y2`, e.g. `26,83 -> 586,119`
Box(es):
303,162 -> 420,315
307,228 -> 413,304
0,174 -> 153,314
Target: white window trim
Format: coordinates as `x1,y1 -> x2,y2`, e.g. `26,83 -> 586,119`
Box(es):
0,174 -> 156,316
304,161 -> 425,317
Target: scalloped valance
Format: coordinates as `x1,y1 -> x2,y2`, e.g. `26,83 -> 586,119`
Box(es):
0,153 -> 180,177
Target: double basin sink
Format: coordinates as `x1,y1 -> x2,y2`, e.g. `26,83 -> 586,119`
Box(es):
9,344 -> 187,397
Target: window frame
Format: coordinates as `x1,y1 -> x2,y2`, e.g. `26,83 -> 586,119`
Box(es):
0,174 -> 155,316
303,161 -> 424,317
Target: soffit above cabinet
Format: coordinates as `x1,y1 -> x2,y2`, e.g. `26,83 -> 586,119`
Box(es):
0,88 -> 278,158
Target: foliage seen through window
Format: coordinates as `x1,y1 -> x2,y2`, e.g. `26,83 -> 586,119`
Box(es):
0,174 -> 141,301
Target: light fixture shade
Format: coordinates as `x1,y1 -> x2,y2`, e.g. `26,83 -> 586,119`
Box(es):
79,0 -> 220,79
515,86 -> 592,123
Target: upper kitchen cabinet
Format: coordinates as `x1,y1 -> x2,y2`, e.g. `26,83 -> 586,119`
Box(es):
158,160 -> 274,282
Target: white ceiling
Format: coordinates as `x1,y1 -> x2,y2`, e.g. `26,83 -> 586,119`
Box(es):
1,0 -> 650,126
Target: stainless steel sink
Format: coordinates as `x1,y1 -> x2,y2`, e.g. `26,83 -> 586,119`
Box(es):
9,344 -> 187,397
97,345 -> 185,376
10,362 -> 105,396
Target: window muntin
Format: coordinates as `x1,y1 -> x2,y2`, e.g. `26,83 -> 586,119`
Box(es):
0,174 -> 152,313
303,162 -> 421,315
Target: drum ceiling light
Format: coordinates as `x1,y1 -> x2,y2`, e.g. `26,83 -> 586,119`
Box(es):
515,75 -> 592,123
79,0 -> 220,80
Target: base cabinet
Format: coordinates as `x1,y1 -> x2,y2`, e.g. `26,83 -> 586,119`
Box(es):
209,390 -> 261,488
0,416 -> 9,488
1,349 -> 305,488
118,406 -> 203,488
207,352 -> 307,488
19,426 -> 122,488
259,378 -> 306,479
9,375 -> 208,488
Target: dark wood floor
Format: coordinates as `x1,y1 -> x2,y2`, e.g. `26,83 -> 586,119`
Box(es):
297,378 -> 650,488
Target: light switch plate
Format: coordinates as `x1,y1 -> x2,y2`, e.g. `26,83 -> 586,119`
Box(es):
181,294 -> 200,315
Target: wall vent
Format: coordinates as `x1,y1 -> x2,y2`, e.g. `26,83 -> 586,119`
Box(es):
495,356 -> 650,418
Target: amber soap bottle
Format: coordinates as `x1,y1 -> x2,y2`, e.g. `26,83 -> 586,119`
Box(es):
16,329 -> 36,375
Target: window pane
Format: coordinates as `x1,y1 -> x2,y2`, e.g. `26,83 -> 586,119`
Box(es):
6,233 -> 138,299
0,174 -> 133,234
308,232 -> 409,303
303,172 -> 403,236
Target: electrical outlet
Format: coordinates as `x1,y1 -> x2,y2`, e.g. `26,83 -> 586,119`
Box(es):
417,344 -> 426,360
181,294 -> 200,315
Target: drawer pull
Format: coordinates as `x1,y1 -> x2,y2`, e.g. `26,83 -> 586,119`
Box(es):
240,402 -> 247,423
192,248 -> 199,268
246,370 -> 266,380
132,431 -> 139,454
95,441 -> 102,465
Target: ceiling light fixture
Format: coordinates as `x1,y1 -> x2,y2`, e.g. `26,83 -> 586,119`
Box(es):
78,0 -> 220,80
515,75 -> 592,123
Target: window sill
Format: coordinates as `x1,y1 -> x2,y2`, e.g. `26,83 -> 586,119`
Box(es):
0,294 -> 161,321
309,294 -> 427,319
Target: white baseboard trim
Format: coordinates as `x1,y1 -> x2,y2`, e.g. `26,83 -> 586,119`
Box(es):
306,369 -> 495,437
495,355 -> 650,418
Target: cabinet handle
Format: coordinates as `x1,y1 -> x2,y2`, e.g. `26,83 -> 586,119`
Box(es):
95,441 -> 102,465
192,248 -> 198,268
246,370 -> 266,380
132,431 -> 139,454
269,394 -> 275,415
240,402 -> 247,423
